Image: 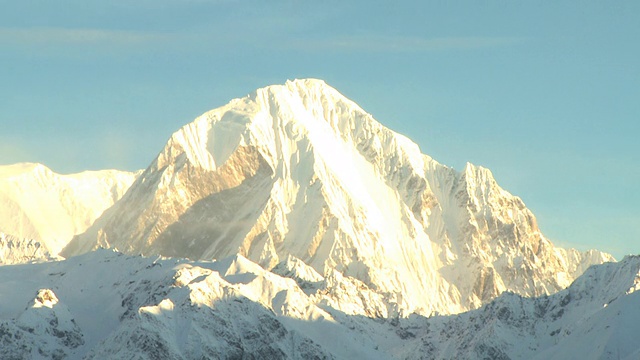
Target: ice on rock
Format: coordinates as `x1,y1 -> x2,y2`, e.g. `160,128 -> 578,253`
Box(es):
32,288 -> 58,308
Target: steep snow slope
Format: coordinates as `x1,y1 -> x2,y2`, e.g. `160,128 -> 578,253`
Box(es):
0,250 -> 636,359
0,163 -> 139,255
63,79 -> 612,315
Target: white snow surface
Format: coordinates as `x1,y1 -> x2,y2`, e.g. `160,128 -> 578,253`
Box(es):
0,163 -> 139,255
63,78 -> 613,316
0,249 -> 636,359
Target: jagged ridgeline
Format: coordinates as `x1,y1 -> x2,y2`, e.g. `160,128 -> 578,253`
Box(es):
62,79 -> 612,316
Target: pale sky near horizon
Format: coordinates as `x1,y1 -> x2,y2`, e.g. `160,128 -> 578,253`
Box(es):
1,1 -> 638,259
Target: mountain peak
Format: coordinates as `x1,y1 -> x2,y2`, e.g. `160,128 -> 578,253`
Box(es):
284,77 -> 330,89
156,78 -> 377,174
248,78 -> 346,108
277,78 -> 347,103
0,162 -> 50,179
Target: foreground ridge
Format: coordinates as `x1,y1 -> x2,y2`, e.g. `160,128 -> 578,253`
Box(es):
0,250 -> 635,359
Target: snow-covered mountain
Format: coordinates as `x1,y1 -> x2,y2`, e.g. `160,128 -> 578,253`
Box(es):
0,232 -> 55,265
0,163 -> 139,255
0,249 -> 636,359
397,254 -> 640,359
62,79 -> 612,316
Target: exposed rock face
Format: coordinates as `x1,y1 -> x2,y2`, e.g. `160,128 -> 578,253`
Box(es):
63,79 -> 612,315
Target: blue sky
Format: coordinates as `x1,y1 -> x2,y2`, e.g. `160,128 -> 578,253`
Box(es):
1,1 -> 638,259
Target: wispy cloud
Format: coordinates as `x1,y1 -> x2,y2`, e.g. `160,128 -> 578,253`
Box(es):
289,35 -> 523,53
0,26 -> 521,55
0,27 -> 169,46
